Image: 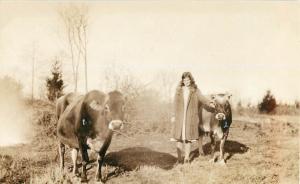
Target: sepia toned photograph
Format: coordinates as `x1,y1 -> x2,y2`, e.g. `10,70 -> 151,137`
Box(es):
0,1 -> 299,183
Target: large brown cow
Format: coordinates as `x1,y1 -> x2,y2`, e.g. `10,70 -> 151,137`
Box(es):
57,90 -> 125,182
198,93 -> 232,165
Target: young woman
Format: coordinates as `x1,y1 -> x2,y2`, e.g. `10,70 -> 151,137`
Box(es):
171,72 -> 215,163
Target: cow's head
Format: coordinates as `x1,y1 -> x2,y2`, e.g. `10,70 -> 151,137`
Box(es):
211,93 -> 232,128
86,90 -> 126,131
83,90 -> 126,152
104,90 -> 126,130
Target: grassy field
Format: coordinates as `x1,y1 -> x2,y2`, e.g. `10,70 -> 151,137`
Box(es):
0,102 -> 299,184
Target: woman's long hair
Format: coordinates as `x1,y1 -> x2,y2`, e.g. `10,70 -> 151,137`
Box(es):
177,72 -> 198,89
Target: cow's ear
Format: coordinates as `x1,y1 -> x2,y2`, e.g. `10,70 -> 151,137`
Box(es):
226,93 -> 232,100
104,104 -> 110,112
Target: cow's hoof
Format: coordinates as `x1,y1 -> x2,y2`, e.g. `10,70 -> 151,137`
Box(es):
199,150 -> 205,156
218,160 -> 226,166
209,158 -> 217,163
81,176 -> 88,183
175,157 -> 184,165
175,161 -> 181,165
75,172 -> 80,177
95,180 -> 104,184
71,172 -> 80,178
184,159 -> 190,164
96,177 -> 105,184
192,157 -> 200,162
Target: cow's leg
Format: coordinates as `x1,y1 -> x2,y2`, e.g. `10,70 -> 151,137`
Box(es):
71,148 -> 79,176
176,142 -> 183,163
219,138 -> 226,165
96,135 -> 112,182
184,142 -> 191,163
58,142 -> 65,172
96,154 -> 105,183
209,132 -> 217,163
80,146 -> 89,182
219,130 -> 228,165
198,131 -> 205,156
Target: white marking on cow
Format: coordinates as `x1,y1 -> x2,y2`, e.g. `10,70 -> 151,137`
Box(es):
215,113 -> 226,120
108,120 -> 123,130
89,100 -> 102,111
214,128 -> 223,139
108,122 -> 114,130
200,124 -> 211,132
87,138 -> 104,152
82,118 -> 89,126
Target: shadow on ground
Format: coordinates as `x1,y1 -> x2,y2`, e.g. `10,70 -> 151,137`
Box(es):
190,140 -> 249,161
105,147 -> 177,171
83,141 -> 248,181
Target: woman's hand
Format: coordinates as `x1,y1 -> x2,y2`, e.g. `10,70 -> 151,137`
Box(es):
209,102 -> 216,109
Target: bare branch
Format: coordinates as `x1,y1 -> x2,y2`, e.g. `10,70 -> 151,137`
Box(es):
58,4 -> 89,92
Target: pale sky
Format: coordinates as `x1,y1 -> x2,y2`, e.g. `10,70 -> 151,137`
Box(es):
0,1 -> 299,105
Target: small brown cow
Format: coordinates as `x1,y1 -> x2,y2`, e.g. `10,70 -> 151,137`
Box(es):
198,93 -> 232,165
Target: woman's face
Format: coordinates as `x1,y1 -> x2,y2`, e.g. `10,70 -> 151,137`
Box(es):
183,77 -> 191,87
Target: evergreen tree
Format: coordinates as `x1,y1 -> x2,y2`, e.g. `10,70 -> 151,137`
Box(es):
46,59 -> 64,102
295,100 -> 300,109
258,90 -> 277,113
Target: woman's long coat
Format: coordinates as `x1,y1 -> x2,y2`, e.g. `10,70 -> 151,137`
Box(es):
173,87 -> 212,140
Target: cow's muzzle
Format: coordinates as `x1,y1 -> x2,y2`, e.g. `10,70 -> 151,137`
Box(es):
215,113 -> 226,121
108,120 -> 124,130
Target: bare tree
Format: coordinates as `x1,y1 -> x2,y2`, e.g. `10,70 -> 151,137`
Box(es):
102,64 -> 154,121
31,45 -> 36,101
59,4 -> 89,92
103,64 -> 144,99
29,41 -> 38,102
156,71 -> 177,119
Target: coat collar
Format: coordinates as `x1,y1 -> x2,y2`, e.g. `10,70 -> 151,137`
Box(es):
176,86 -> 196,94
176,86 -> 196,107
187,87 -> 195,106
189,87 -> 196,93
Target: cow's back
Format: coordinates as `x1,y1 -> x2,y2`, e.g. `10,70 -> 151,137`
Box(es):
56,92 -> 80,120
57,95 -> 84,148
199,95 -> 214,132
57,93 -> 83,148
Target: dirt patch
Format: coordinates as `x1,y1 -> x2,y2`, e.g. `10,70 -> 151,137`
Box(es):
105,147 -> 177,171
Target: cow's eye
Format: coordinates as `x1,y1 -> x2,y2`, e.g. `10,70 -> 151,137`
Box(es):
104,104 -> 110,112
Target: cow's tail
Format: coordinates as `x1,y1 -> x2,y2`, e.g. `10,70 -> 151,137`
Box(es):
53,148 -> 59,162
53,139 -> 61,163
